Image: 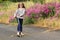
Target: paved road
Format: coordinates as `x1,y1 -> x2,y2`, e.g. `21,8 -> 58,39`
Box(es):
0,24 -> 60,40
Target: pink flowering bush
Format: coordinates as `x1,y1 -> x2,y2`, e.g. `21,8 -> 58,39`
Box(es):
25,2 -> 60,24
9,16 -> 16,23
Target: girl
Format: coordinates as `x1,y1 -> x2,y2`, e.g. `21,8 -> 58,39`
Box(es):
14,3 -> 26,37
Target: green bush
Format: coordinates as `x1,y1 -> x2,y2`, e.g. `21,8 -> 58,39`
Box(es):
24,17 -> 35,24
24,13 -> 38,24
33,0 -> 45,4
48,6 -> 55,17
0,0 -> 3,3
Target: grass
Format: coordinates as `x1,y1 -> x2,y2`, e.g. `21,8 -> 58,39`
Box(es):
33,18 -> 60,30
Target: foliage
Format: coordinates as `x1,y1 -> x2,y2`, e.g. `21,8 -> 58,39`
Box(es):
32,0 -> 45,4
24,16 -> 35,24
26,2 -> 60,24
0,1 -> 13,11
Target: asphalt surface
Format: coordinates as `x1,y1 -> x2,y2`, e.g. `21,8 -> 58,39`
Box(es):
0,24 -> 60,40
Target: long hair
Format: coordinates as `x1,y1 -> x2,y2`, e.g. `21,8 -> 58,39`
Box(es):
18,3 -> 25,8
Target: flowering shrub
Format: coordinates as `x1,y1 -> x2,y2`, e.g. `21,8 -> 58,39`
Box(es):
26,2 -> 60,24
26,2 -> 60,17
9,16 -> 15,22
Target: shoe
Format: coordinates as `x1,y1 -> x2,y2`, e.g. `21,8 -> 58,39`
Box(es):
21,32 -> 24,36
17,32 -> 20,37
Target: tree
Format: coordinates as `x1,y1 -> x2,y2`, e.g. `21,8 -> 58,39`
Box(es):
0,0 -> 3,2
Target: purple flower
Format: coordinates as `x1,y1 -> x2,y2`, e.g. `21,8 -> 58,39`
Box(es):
26,2 -> 60,18
44,9 -> 50,14
9,16 -> 14,21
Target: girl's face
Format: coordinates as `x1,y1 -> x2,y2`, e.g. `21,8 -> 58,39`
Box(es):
20,3 -> 23,8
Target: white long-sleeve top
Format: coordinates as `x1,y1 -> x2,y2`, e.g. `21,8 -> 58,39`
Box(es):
14,8 -> 25,19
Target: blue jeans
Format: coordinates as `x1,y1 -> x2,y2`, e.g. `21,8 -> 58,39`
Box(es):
17,18 -> 23,32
